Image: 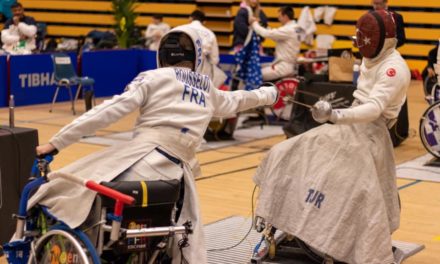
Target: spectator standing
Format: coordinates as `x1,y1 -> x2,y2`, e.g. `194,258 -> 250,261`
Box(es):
144,14 -> 170,51
233,0 -> 268,52
371,0 -> 406,47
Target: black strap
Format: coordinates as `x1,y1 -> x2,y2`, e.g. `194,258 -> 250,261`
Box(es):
371,11 -> 386,58
155,147 -> 181,165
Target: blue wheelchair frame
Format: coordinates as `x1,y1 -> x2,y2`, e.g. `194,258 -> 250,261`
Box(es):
3,154 -> 99,264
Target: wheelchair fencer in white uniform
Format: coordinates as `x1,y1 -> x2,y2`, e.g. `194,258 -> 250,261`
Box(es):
28,26 -> 279,264
252,10 -> 410,264
251,6 -> 302,121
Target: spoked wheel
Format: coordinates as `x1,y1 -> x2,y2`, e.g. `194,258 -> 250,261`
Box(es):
420,101 -> 440,159
30,229 -> 94,264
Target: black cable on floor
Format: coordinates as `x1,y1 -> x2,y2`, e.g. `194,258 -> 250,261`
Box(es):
207,185 -> 257,252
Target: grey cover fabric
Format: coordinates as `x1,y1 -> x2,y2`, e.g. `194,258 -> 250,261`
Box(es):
254,118 -> 399,264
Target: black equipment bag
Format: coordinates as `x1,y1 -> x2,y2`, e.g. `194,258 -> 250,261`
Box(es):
283,78 -> 355,137
283,77 -> 409,147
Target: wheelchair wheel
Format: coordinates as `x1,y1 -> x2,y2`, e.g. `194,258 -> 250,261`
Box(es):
273,78 -> 299,120
424,75 -> 438,101
420,101 -> 440,159
430,83 -> 440,104
30,229 -> 94,264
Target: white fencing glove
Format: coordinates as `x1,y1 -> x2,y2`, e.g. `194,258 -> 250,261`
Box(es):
254,84 -> 279,106
311,100 -> 333,123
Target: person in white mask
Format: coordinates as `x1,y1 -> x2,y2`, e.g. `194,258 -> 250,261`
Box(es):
253,10 -> 410,264
30,26 -> 278,263
186,9 -> 227,88
250,6 -> 301,81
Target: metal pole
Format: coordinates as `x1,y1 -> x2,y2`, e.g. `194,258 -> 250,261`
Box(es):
9,95 -> 15,128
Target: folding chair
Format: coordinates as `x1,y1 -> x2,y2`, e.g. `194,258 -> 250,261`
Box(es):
50,53 -> 95,115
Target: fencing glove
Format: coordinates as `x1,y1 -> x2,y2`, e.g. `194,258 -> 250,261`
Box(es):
254,84 -> 279,106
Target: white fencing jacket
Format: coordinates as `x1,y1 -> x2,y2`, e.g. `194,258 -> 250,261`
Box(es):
331,39 -> 410,124
186,20 -> 227,88
1,22 -> 37,54
252,20 -> 300,65
28,67 -> 275,264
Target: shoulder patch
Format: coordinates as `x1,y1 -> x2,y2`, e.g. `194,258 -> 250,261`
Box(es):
386,68 -> 396,77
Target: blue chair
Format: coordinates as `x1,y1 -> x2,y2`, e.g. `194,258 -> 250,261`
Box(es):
50,53 -> 95,115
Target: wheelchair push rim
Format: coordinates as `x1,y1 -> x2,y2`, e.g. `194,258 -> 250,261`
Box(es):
430,83 -> 440,104
419,101 -> 440,159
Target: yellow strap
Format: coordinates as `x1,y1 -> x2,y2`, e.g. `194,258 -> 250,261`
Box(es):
140,181 -> 148,207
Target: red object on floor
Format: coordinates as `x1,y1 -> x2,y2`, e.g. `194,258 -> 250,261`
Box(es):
411,69 -> 422,80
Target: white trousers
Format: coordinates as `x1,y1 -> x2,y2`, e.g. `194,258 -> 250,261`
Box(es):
262,61 -> 296,81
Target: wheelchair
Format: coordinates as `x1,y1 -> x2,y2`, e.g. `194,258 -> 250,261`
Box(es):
250,217 -> 345,264
423,75 -> 440,105
3,153 -> 192,264
420,69 -> 440,159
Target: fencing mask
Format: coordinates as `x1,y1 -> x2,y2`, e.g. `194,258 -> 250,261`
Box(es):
157,26 -> 203,73
354,10 -> 396,58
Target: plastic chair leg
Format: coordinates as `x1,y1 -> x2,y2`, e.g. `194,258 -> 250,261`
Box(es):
74,84 -> 82,103
92,85 -> 96,107
67,85 -> 76,115
49,86 -> 61,113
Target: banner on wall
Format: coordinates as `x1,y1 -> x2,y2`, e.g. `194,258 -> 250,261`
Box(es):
9,53 -> 77,106
82,49 -> 157,97
0,55 -> 7,107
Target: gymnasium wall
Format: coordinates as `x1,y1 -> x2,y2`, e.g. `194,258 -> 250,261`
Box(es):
17,0 -> 440,72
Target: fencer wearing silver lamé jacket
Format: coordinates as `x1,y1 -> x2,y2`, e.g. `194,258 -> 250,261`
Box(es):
28,26 -> 277,264
254,11 -> 411,264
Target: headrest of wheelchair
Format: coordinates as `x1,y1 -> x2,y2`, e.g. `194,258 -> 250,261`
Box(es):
100,179 -> 181,207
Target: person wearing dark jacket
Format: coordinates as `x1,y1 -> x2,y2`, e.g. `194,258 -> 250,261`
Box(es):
371,0 -> 406,48
233,0 -> 268,50
423,43 -> 439,79
422,41 -> 439,95
1,2 -> 37,54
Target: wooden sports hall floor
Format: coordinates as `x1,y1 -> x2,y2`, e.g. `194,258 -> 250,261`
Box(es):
0,80 -> 439,263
